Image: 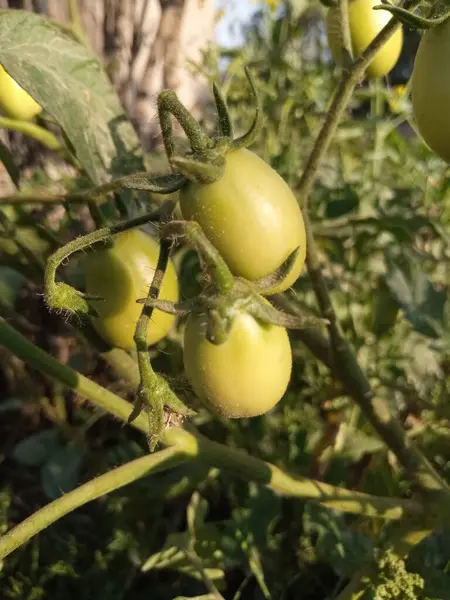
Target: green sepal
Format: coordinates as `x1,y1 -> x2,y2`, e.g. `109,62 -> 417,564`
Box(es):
169,154 -> 225,184
231,67 -> 264,150
373,3 -> 450,29
254,248 -> 300,294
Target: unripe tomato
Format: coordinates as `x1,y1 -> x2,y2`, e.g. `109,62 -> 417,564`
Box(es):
84,230 -> 179,350
412,19 -> 450,163
0,65 -> 42,121
179,148 -> 306,294
326,0 -> 403,79
183,308 -> 292,418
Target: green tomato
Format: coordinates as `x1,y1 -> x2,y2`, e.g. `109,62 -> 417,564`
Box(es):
183,308 -> 292,418
326,0 -> 403,79
412,19 -> 450,163
179,148 -> 306,294
84,229 -> 179,350
0,65 -> 42,121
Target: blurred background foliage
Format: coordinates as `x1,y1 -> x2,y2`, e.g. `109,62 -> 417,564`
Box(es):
1,1 -> 450,599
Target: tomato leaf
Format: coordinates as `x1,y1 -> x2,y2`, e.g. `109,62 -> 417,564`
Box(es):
41,444 -> 84,500
302,505 -> 373,577
371,279 -> 400,338
325,184 -> 360,219
12,429 -> 60,467
0,10 -> 144,184
385,259 -> 447,339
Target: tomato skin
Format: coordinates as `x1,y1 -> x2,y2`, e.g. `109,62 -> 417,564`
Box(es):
179,148 -> 306,294
0,65 -> 42,121
84,230 -> 179,350
412,20 -> 450,163
326,0 -> 403,79
183,309 -> 292,418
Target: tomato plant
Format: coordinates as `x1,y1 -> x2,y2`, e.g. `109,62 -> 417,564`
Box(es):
412,18 -> 450,163
179,148 -> 306,294
0,64 -> 42,121
84,229 -> 179,350
326,0 -> 403,78
183,306 -> 292,418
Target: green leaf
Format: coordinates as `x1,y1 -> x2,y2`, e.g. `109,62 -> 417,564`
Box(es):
12,429 -> 60,467
371,279 -> 400,338
302,505 -> 373,577
40,444 -> 84,500
0,139 -> 20,187
385,260 -> 447,339
0,266 -> 27,308
0,10 -> 144,184
325,184 -> 360,219
338,430 -> 386,462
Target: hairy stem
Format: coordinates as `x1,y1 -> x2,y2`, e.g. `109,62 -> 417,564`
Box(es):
0,446 -> 189,560
0,317 -> 148,433
163,429 -> 422,521
163,220 -> 235,294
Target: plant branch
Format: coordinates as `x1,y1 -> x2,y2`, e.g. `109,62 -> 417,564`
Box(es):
0,445 -> 190,561
0,116 -> 61,150
162,428 -> 422,521
0,173 -> 185,206
131,237 -> 193,444
0,317 -> 148,433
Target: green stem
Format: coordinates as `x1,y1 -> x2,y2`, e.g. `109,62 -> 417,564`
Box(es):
371,78 -> 384,178
44,208 -> 165,313
0,174 -> 184,206
0,117 -> 61,150
157,90 -> 212,159
163,221 -> 235,294
162,429 -> 422,521
338,0 -> 353,67
131,236 -> 193,443
100,347 -> 140,389
0,317 -> 147,433
0,445 -> 189,561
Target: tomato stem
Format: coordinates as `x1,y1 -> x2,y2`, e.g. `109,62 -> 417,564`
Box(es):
0,116 -> 61,150
337,0 -> 354,68
162,428 -> 423,520
0,172 -> 186,206
162,220 -> 235,295
157,89 -> 212,160
0,317 -> 148,433
0,443 -> 189,561
44,206 -> 170,318
132,236 -> 194,447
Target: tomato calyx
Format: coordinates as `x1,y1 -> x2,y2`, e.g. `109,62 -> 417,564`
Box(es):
139,274 -> 326,346
156,67 -> 263,187
373,3 -> 450,30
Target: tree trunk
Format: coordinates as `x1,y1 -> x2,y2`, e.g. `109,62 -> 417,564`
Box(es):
4,0 -> 216,150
